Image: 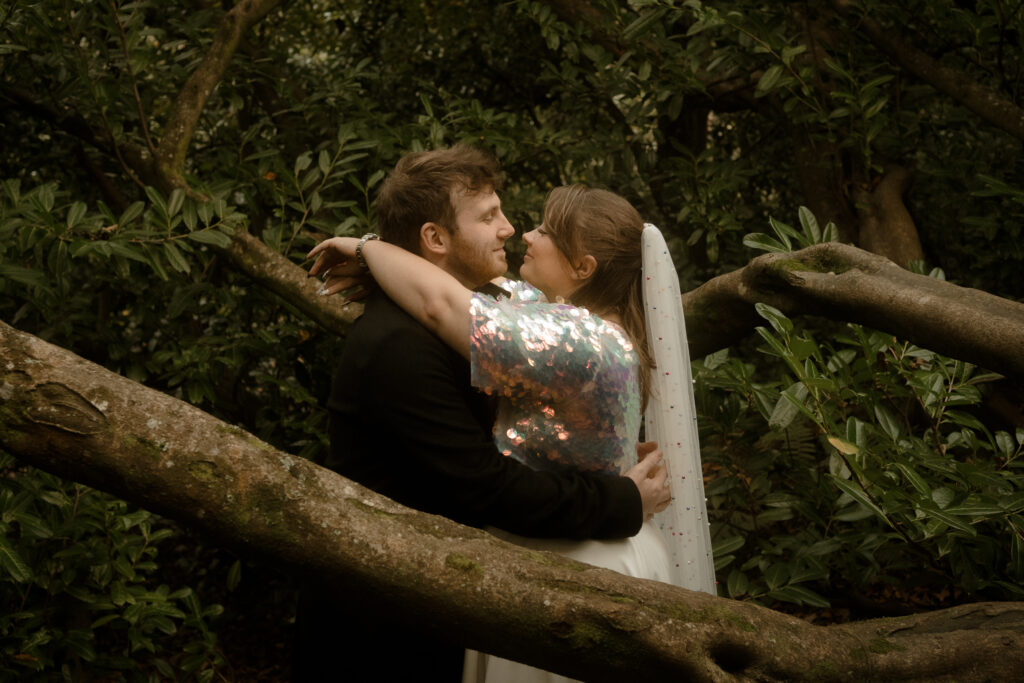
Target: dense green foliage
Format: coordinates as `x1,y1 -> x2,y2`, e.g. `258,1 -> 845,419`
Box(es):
2,0 -> 1023,676
702,213 -> 1024,611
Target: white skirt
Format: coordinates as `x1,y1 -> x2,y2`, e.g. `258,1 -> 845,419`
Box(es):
462,521 -> 670,683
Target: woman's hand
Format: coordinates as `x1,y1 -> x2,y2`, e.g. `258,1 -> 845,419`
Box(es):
307,237 -> 374,299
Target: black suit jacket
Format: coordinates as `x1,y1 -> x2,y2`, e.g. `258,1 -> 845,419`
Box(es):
325,289 -> 642,538
293,289 -> 641,681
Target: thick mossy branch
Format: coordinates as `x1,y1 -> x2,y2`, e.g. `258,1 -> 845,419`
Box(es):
2,321 -> 1024,681
685,243 -> 1024,377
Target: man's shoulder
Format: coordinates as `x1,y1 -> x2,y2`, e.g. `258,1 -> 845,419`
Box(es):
344,291 -> 457,373
351,291 -> 440,343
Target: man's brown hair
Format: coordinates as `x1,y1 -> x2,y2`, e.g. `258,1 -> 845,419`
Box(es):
376,144 -> 503,253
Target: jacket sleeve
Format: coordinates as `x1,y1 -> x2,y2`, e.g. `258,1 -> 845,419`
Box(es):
349,320 -> 642,540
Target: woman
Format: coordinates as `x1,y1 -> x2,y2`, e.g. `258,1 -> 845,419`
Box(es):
309,185 -> 714,680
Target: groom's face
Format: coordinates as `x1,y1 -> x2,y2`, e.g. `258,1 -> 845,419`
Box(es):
443,187 -> 514,287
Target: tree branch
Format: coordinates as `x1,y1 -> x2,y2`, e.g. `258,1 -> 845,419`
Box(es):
216,230 -> 362,337
833,0 -> 1024,141
683,242 -> 1024,378
153,0 -> 282,190
2,320 -> 1023,681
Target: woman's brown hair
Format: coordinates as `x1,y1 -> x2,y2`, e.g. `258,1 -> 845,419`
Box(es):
542,185 -> 654,404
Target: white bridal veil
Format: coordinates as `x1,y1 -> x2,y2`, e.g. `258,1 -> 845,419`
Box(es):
641,224 -> 717,594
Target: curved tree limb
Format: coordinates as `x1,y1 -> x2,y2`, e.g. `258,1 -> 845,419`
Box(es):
2,320 -> 1023,681
833,0 -> 1024,141
216,230 -> 361,336
153,0 -> 282,190
683,242 -> 1024,378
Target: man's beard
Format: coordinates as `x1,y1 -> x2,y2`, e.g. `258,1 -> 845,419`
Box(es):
448,238 -> 504,287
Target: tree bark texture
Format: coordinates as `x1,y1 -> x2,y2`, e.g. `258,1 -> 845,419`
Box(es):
851,165 -> 925,268
683,242 -> 1024,378
2,321 -> 1023,681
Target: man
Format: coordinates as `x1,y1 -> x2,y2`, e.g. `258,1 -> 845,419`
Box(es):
294,145 -> 669,680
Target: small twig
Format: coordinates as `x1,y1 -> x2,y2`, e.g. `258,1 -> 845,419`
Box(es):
109,0 -> 157,156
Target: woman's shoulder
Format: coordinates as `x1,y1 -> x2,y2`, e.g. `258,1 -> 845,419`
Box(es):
497,278 -> 545,303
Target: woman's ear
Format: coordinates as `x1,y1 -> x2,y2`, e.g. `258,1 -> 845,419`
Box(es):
420,222 -> 449,258
573,254 -> 597,280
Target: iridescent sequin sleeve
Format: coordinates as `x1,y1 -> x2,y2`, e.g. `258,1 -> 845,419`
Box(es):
469,290 -> 636,401
469,282 -> 642,474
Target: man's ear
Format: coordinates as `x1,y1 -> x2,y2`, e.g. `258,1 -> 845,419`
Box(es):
420,222 -> 449,258
573,254 -> 597,281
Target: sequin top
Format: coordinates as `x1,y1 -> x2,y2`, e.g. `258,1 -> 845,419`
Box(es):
469,281 -> 642,475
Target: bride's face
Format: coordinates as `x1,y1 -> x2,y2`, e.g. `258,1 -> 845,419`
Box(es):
520,225 -> 581,302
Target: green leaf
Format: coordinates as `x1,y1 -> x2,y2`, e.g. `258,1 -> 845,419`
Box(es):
712,536 -> 745,556
187,230 -> 231,248
227,559 -> 241,591
39,183 -> 55,212
742,232 -> 789,253
769,382 -> 808,429
943,502 -> 1004,516
768,216 -> 803,248
120,201 -> 145,225
0,264 -> 48,288
145,186 -> 168,219
163,241 -> 191,273
167,188 -> 186,218
107,241 -> 149,264
769,585 -> 830,607
873,404 -> 902,440
764,562 -> 789,590
932,487 -> 955,509
995,431 -> 1015,456
294,152 -> 312,175
947,410 -> 987,432
754,303 -> 793,334
756,65 -> 784,95
66,201 -> 87,229
623,7 -> 668,41
0,537 -> 33,582
893,462 -> 930,496
726,569 -> 748,597
827,435 -> 859,456
797,206 -> 820,243
922,506 -> 978,536
12,511 -> 53,539
781,44 -> 807,65
828,475 -> 887,520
